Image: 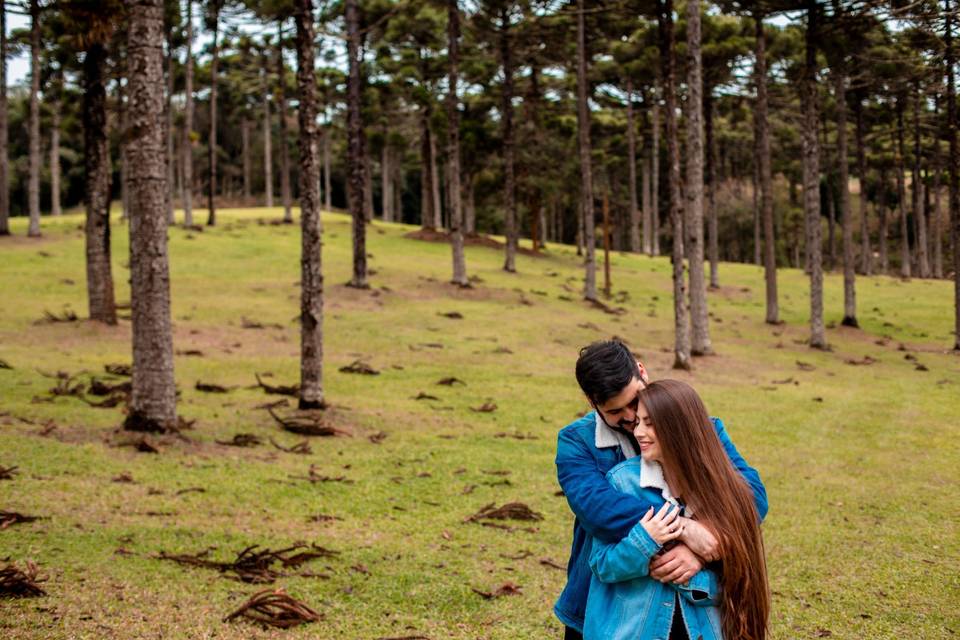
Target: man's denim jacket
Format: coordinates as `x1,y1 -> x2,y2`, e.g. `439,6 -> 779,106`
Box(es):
554,411 -> 768,632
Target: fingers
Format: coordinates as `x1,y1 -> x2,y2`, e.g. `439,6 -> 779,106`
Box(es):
673,570 -> 695,586
640,506 -> 654,523
660,564 -> 689,584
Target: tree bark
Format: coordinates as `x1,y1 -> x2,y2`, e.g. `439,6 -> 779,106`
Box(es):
753,158 -> 761,265
50,91 -> 62,217
802,1 -> 826,349
854,92 -> 871,275
323,126 -> 332,210
83,43 -> 117,325
895,99 -> 911,278
182,0 -> 194,226
651,91 -> 661,256
626,77 -> 640,253
263,49 -> 274,208
913,82 -> 929,277
278,23 -> 292,223
206,2 -> 221,227
835,68 -> 857,327
0,0 -> 8,236
125,0 -> 177,431
242,118 -> 251,201
659,0 -> 690,368
705,86 -> 718,289
501,8 -> 518,273
879,167 -> 889,273
419,104 -> 435,229
381,144 -> 392,222
755,10 -> 777,323
685,0 -> 710,355
295,0 -> 324,408
934,96 -> 944,279
576,0 -> 596,297
446,0 -> 468,286
642,139 -> 652,255
464,170 -> 476,234
947,0 -> 960,349
27,0 -> 41,237
119,76 -> 130,222
345,0 -> 367,288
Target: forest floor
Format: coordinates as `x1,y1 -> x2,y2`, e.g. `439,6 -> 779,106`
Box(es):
1,208 -> 958,639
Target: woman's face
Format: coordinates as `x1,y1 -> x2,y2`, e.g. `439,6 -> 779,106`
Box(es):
633,402 -> 662,462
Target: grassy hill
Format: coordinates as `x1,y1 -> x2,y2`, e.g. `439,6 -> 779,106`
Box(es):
1,208 -> 958,639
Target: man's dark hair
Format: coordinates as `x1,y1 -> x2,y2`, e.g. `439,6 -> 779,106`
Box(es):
575,339 -> 640,405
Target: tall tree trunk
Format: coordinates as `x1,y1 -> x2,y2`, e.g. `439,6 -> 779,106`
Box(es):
651,92 -> 661,256
705,86 -> 719,289
836,67 -> 857,327
295,0 -> 324,408
752,159 -> 761,265
948,0 -> 960,349
854,92 -> 871,275
27,0 -> 41,237
83,43 -> 117,325
642,140 -> 652,255
913,82 -> 929,277
879,167 -> 889,273
501,9 -> 518,272
802,1 -> 826,349
242,117 -> 251,201
381,144 -> 392,222
626,77 -> 640,253
686,0 -> 710,355
660,0 -> 690,368
446,0 -> 467,286
419,105 -> 435,229
182,0 -> 194,226
119,76 -> 130,222
895,99 -> 911,278
464,170 -> 476,234
525,64 -> 543,252
345,0 -> 367,288
934,96 -> 944,279
125,0 -> 176,431
755,10 -> 777,323
206,2 -> 220,227
50,90 -> 62,217
278,23 -> 292,223
602,190 -> 611,296
323,126 -> 332,210
576,0 -> 596,297
393,149 -> 403,221
263,50 -> 274,208
0,0 -> 8,236
365,150 -> 375,223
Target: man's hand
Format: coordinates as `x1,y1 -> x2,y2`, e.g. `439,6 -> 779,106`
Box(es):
678,518 -> 720,562
648,543 -> 703,586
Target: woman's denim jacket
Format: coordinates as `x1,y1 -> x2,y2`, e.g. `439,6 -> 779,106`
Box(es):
583,457 -> 723,640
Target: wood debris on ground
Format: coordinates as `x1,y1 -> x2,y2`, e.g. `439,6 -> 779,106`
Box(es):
339,360 -> 380,375
0,561 -> 47,598
216,433 -> 262,447
223,587 -> 321,629
0,511 -> 40,529
464,502 -> 543,523
255,373 -> 299,397
471,581 -> 522,599
157,543 -> 339,584
267,407 -> 348,437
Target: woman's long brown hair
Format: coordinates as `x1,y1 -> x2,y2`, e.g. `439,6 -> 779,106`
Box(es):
638,380 -> 769,640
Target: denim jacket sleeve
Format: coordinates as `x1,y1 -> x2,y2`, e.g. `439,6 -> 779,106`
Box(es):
677,568 -> 721,606
588,520 -> 662,583
712,418 -> 768,522
556,427 -> 653,544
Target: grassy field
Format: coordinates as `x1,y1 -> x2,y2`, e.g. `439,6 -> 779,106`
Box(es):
1,208 -> 958,639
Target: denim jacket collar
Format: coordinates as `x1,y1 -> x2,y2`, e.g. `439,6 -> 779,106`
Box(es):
593,411 -> 636,456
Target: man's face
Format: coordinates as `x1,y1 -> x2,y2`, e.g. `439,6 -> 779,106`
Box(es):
595,376 -> 647,432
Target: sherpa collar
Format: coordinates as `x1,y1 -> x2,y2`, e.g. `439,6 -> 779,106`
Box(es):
594,411 -> 636,455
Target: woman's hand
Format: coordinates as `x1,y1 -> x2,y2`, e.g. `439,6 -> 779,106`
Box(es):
639,502 -> 684,545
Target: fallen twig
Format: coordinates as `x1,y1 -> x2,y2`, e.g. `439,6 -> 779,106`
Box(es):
465,502 -> 543,523
223,587 -> 321,629
0,561 -> 47,598
0,511 -> 40,530
255,373 -> 299,397
216,433 -> 262,447
196,381 -> 230,393
338,360 -> 380,376
268,437 -> 312,454
471,581 -> 522,599
0,466 -> 18,480
267,407 -> 348,437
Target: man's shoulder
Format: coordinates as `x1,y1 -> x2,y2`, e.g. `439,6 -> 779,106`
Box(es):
558,411 -> 596,441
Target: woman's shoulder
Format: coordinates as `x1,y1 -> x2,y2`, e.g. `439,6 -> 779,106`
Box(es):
605,457 -> 645,492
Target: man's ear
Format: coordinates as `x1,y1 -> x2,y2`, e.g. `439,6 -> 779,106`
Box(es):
637,360 -> 650,384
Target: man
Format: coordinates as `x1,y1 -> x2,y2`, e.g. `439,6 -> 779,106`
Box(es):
554,339 -> 768,639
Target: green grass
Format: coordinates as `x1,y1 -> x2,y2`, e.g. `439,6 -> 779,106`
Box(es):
1,208 -> 958,639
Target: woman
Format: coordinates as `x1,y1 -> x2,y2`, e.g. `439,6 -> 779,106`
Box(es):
583,379 -> 769,640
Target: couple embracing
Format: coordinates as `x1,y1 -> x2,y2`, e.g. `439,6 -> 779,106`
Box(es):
555,340 -> 770,640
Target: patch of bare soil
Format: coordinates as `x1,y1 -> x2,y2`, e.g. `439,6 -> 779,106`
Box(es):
404,229 -> 545,258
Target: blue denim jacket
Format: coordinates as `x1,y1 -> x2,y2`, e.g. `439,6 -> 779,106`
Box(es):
554,411 -> 767,632
583,457 -> 723,640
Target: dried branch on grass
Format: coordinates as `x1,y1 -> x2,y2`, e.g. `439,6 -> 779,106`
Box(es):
339,360 -> 380,375
81,394 -> 125,408
159,543 -> 338,584
255,373 -> 299,397
36,308 -> 78,324
368,431 -> 387,444
413,392 -> 440,401
216,433 -> 262,447
88,378 -> 132,396
0,466 -> 18,480
436,377 -> 466,386
223,587 -> 321,629
0,359 -> 13,370
289,465 -> 353,485
267,408 -> 348,437
269,437 -> 312,454
0,511 -> 40,529
464,502 -> 543,523
470,402 -> 498,413
0,561 -> 47,598
471,581 -> 522,599
539,558 -> 565,570
104,363 -> 132,377
494,432 -> 538,440
844,356 -> 878,366
438,311 -> 463,319
195,381 -> 230,393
